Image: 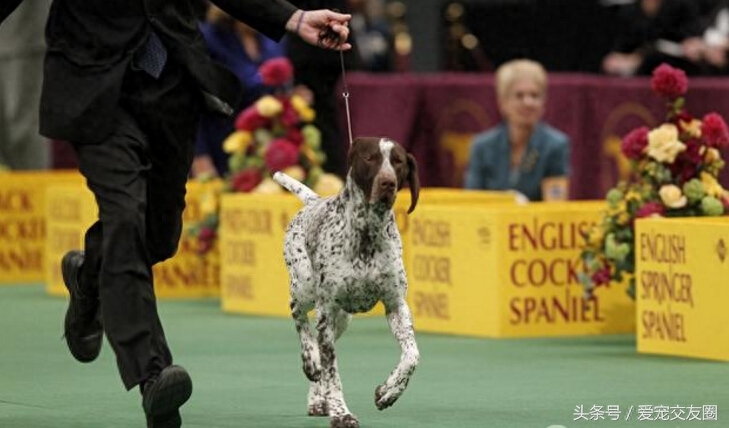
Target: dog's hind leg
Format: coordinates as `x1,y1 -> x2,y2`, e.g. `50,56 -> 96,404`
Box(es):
316,303 -> 359,428
333,308 -> 352,340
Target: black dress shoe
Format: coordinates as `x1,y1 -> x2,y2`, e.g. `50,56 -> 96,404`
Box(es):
143,365 -> 193,428
62,250 -> 103,363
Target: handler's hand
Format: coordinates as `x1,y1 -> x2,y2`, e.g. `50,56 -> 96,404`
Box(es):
286,9 -> 352,51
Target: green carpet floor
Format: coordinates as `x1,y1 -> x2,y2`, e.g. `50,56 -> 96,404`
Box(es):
1,285 -> 727,428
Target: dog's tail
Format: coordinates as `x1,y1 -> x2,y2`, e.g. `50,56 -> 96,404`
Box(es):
273,172 -> 320,205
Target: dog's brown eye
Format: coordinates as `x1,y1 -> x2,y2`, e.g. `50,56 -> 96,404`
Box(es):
392,157 -> 404,165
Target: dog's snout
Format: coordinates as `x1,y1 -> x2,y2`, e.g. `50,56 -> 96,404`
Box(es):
380,179 -> 396,192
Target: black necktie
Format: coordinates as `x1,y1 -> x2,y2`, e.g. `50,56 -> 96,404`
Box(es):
135,31 -> 168,79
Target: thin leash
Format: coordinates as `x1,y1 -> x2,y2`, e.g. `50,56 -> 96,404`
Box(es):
339,49 -> 354,148
319,23 -> 354,147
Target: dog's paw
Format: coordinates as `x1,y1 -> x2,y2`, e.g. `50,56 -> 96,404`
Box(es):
330,413 -> 359,428
308,401 -> 328,417
374,384 -> 401,410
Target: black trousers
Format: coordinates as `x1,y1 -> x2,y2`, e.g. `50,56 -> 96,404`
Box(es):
72,61 -> 201,390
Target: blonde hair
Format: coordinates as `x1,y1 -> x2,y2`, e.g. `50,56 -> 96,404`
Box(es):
495,59 -> 548,100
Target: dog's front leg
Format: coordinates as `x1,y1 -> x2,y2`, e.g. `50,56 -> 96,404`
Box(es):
316,302 -> 359,428
375,298 -> 419,410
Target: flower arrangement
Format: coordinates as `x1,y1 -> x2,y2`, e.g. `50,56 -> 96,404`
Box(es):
580,63 -> 729,299
190,57 -> 343,254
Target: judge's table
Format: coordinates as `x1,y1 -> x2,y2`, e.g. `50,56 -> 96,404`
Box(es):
44,179 -> 221,298
636,216 -> 729,362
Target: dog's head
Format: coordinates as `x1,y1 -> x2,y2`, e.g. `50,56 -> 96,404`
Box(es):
347,137 -> 420,213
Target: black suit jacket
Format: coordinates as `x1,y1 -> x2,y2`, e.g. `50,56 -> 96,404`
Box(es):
1,0 -> 297,143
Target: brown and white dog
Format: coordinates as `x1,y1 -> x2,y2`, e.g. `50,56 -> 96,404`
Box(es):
273,137 -> 420,428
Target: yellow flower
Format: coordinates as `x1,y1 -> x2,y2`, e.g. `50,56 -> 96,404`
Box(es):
301,146 -> 321,166
587,225 -> 604,247
290,94 -> 309,111
647,124 -> 686,163
701,171 -> 725,197
255,95 -> 283,118
314,173 -> 344,196
705,147 -> 721,163
616,211 -> 631,225
680,118 -> 702,139
658,184 -> 687,208
290,94 -> 316,122
625,190 -> 642,202
282,166 -> 306,182
253,178 -> 284,194
222,131 -> 252,154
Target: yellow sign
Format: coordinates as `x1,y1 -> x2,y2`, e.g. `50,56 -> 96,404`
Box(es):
0,171 -> 83,284
406,201 -> 635,338
219,193 -> 299,317
45,180 -> 221,298
636,217 -> 729,361
45,184 -> 97,295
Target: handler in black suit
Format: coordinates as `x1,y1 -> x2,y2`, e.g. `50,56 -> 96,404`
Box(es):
0,1 -> 350,427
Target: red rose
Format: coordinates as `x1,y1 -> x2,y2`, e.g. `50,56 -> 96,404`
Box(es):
651,63 -> 688,99
259,58 -> 294,87
264,138 -> 300,172
621,126 -> 649,160
280,99 -> 299,127
231,168 -> 263,192
635,201 -> 666,219
286,127 -> 304,146
701,112 -> 729,148
668,158 -> 696,185
199,226 -> 217,242
590,264 -> 611,287
196,226 -> 217,255
235,106 -> 269,131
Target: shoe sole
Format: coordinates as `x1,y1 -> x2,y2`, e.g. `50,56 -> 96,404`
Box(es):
144,366 -> 193,428
62,251 -> 102,363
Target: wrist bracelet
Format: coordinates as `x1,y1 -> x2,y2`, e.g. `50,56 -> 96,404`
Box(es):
295,11 -> 306,35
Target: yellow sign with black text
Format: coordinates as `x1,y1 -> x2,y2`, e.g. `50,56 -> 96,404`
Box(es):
219,193 -> 300,317
45,180 -> 221,298
406,201 -> 636,338
636,217 -> 729,361
0,171 -> 83,284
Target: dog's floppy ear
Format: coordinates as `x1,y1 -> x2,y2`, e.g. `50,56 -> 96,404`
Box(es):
346,137 -> 362,167
406,154 -> 419,214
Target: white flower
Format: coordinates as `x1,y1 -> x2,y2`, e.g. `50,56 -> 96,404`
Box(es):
659,184 -> 687,208
647,124 -> 686,163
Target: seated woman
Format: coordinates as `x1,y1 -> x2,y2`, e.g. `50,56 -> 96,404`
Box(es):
464,59 -> 570,201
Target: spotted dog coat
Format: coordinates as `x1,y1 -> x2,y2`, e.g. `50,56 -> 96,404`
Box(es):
273,137 -> 420,428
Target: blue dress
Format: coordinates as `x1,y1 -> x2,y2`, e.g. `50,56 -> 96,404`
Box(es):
194,22 -> 286,176
464,122 -> 571,201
